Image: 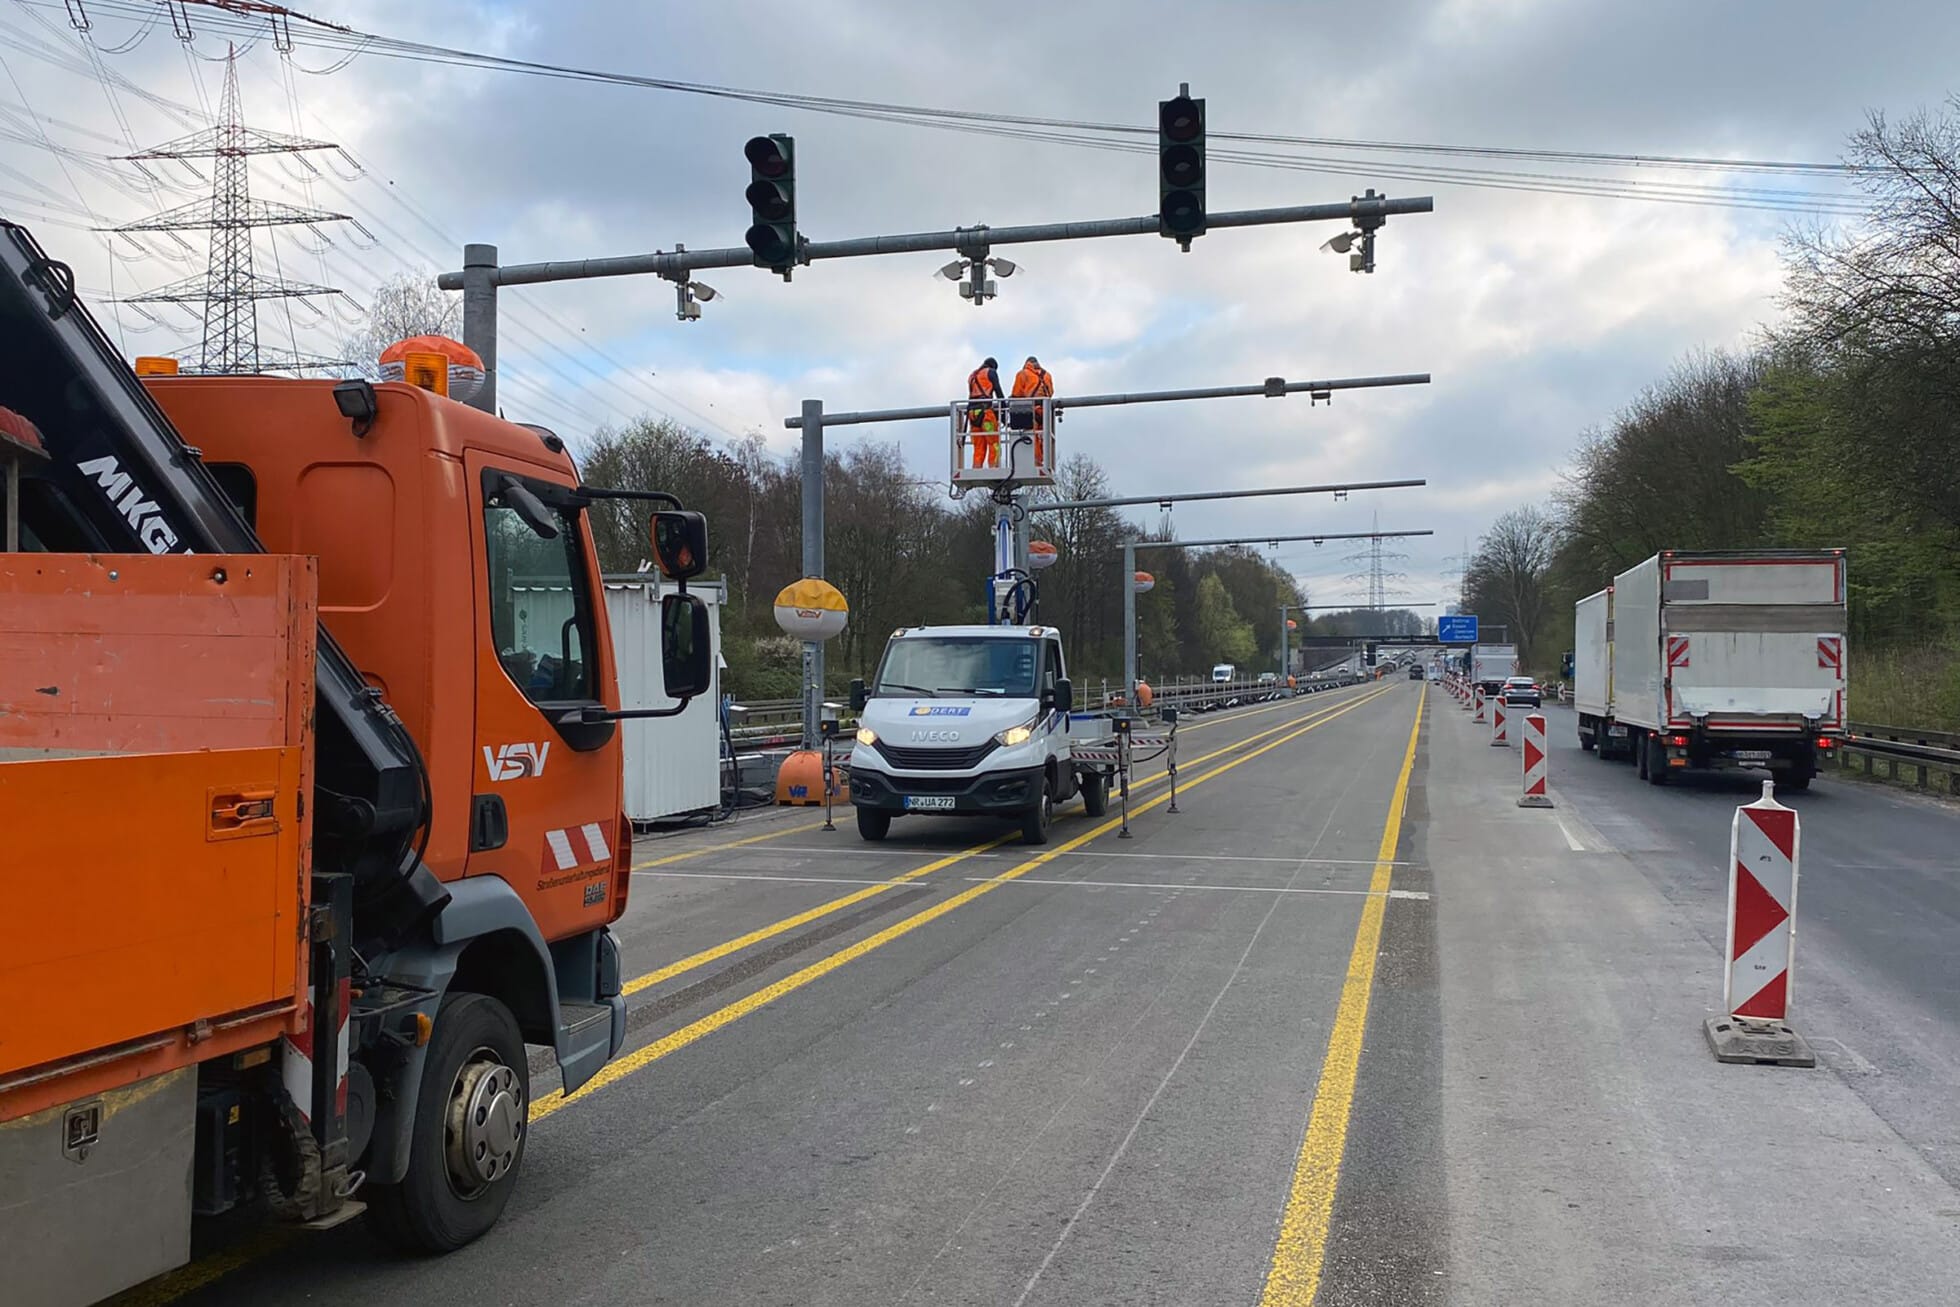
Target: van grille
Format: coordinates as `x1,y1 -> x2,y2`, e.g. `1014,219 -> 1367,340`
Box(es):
874,740 -> 998,770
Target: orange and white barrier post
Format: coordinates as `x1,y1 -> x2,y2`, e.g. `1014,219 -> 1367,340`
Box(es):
1489,696 -> 1508,746
1704,780 -> 1816,1066
1518,712 -> 1552,807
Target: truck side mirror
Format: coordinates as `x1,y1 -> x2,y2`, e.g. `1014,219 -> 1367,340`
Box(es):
660,593 -> 712,699
1052,677 -> 1072,715
849,678 -> 867,712
650,510 -> 708,581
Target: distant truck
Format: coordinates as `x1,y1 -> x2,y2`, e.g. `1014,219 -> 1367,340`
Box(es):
1573,550 -> 1847,789
847,624 -> 1122,844
1470,643 -> 1519,694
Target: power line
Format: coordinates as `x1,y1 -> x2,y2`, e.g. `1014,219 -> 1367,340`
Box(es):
14,0 -> 1868,217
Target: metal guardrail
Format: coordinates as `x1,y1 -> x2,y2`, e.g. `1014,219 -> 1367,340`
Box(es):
1834,720 -> 1960,795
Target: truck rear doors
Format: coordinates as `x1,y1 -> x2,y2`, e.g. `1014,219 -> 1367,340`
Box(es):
1658,553 -> 1846,732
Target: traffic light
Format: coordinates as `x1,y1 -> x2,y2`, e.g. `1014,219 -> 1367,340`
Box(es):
1158,89 -> 1206,248
744,134 -> 798,277
1364,642 -> 1378,667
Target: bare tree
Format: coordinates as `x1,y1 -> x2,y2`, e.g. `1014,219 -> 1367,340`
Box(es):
1465,506 -> 1563,663
1781,100 -> 1960,351
342,273 -> 462,378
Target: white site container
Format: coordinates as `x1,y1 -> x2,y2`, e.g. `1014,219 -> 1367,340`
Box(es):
512,577 -> 725,822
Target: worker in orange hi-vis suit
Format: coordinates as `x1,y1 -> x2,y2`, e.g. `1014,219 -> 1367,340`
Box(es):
1009,355 -> 1054,467
967,357 -> 1003,468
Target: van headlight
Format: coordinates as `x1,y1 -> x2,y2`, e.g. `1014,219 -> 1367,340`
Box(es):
856,727 -> 878,746
995,718 -> 1037,747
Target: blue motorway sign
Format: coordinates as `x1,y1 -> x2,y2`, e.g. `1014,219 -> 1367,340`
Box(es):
1437,614 -> 1479,643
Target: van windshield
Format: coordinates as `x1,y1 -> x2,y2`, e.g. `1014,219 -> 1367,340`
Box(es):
875,637 -> 1039,698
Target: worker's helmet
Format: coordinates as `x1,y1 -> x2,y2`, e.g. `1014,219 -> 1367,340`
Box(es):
982,357 -> 998,370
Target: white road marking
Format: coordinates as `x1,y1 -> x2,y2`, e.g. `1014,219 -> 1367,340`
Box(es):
765,845 -> 1422,868
633,869 -> 900,887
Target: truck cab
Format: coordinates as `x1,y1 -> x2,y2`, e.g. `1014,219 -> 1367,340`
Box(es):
848,624 -> 1110,845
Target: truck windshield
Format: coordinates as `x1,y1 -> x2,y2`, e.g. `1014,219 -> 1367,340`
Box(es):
876,637 -> 1039,698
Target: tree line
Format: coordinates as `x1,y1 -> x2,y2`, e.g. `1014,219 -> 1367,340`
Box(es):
574,424 -> 1397,698
1460,100 -> 1960,723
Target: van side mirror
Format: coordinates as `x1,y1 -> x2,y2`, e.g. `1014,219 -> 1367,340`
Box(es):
850,678 -> 867,713
651,510 -> 708,581
1052,677 -> 1072,715
661,593 -> 713,699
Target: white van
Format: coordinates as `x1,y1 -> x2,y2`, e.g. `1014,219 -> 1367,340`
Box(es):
1211,663 -> 1236,684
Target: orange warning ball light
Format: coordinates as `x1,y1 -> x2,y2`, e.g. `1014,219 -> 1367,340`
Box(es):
379,335 -> 484,402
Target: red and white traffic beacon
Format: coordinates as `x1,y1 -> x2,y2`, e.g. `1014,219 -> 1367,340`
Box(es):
1704,780 -> 1816,1067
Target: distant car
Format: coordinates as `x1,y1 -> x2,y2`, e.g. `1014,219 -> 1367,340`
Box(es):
1258,671 -> 1278,684
1501,676 -> 1541,708
1408,664 -> 1424,680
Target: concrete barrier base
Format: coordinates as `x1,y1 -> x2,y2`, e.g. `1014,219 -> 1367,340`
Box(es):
1703,1015 -> 1816,1068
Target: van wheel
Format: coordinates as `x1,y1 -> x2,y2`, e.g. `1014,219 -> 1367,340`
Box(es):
857,808 -> 891,841
1021,777 -> 1054,845
365,993 -> 527,1254
1080,771 -> 1108,817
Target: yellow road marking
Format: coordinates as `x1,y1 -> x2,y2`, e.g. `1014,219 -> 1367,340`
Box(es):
634,817 -> 833,869
620,685 -> 1389,999
1258,684 -> 1425,1307
533,683 -> 1397,1120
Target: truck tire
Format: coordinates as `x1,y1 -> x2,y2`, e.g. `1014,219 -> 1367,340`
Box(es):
365,993 -> 528,1254
1635,733 -> 1650,779
1021,776 -> 1054,845
1781,770 -> 1813,792
1645,736 -> 1671,786
1580,731 -> 1596,753
857,808 -> 892,841
1079,770 -> 1108,818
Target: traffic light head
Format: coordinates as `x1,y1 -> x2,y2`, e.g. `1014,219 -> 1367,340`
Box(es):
743,133 -> 798,275
1158,92 -> 1206,245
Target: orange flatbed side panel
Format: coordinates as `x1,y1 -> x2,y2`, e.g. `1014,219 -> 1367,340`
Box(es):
0,746 -> 306,1077
0,553 -> 314,756
0,553 -> 315,1101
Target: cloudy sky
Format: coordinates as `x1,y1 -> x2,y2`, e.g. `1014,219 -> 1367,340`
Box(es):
4,0 -> 1955,608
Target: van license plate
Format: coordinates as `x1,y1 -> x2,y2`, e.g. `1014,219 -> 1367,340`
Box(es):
904,795 -> 956,811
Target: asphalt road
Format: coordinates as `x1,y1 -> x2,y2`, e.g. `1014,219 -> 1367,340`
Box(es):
116,682 -> 1960,1306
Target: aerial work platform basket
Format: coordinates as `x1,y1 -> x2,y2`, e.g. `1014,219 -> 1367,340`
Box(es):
950,397 -> 1056,493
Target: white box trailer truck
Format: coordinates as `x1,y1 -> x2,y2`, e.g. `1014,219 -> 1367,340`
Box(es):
1582,549 -> 1846,788
1573,588 -> 1613,747
1470,643 -> 1519,694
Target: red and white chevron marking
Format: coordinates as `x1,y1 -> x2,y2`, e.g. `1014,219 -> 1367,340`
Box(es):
544,821 -> 613,872
1817,635 -> 1842,672
1723,785 -> 1800,1020
1668,634 -> 1692,669
1473,687 -> 1486,723
1489,696 -> 1509,746
281,977 -> 350,1125
1518,712 -> 1552,807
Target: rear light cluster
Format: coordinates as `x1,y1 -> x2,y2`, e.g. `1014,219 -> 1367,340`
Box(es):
1667,734 -> 1689,747
1817,737 -> 1837,750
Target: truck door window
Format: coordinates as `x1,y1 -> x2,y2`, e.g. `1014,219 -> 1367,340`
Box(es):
483,471 -> 597,704
1043,641 -> 1063,692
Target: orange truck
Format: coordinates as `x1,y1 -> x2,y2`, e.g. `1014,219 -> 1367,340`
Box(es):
0,221 -> 714,1306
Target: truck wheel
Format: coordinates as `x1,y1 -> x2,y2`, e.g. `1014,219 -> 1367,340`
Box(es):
1080,771 -> 1108,818
1781,770 -> 1813,793
1021,776 -> 1054,845
1646,736 -> 1671,786
1579,728 -> 1596,753
857,808 -> 892,841
365,993 -> 528,1254
1635,734 -> 1650,779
